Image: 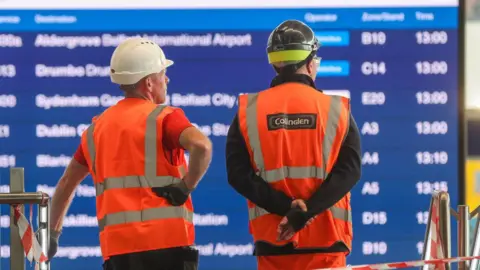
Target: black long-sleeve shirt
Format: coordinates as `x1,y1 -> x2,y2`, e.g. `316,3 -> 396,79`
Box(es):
225,74 -> 362,256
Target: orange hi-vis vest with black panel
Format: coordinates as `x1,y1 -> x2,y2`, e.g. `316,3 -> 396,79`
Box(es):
238,82 -> 352,251
80,98 -> 194,260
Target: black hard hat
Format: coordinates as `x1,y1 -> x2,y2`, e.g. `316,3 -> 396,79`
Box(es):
267,20 -> 320,66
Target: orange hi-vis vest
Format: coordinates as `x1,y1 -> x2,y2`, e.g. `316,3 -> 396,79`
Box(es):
238,82 -> 352,251
80,98 -> 194,260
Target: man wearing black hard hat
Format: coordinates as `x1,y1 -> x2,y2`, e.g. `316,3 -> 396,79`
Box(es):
226,20 -> 362,269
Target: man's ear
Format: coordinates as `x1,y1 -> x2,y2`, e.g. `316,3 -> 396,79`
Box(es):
144,76 -> 153,92
306,59 -> 314,75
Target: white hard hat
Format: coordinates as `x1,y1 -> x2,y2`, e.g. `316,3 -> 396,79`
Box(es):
109,37 -> 173,85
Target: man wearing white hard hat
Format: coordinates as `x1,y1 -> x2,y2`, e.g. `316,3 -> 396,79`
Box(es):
47,37 -> 212,270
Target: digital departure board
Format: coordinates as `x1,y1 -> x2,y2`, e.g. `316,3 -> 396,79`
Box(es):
0,0 -> 463,269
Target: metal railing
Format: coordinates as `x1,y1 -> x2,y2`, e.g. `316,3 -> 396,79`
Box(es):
2,167 -> 51,270
422,191 -> 480,270
1,169 -> 478,270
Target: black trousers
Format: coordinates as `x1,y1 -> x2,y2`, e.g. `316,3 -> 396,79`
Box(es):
103,246 -> 199,270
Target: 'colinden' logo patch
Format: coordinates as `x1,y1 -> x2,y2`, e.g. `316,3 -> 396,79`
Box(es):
267,113 -> 317,131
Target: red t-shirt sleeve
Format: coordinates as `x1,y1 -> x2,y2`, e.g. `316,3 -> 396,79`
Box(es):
73,144 -> 88,166
162,108 -> 194,150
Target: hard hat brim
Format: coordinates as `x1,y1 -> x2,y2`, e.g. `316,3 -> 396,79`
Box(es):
164,59 -> 174,69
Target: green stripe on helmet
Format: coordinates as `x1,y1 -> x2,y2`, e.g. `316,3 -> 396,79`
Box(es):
267,50 -> 312,64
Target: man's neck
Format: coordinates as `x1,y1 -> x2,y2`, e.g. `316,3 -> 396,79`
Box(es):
125,91 -> 151,102
270,73 -> 316,89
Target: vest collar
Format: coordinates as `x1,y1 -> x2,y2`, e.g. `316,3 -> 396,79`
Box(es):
269,74 -> 321,92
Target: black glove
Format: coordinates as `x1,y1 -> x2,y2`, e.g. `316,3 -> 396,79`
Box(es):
284,208 -> 311,232
152,180 -> 193,206
47,230 -> 61,260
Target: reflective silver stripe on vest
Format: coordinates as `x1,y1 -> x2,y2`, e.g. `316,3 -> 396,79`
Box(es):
244,94 -> 345,183
95,175 -> 180,196
144,105 -> 183,185
85,105 -> 189,231
248,205 -> 351,223
98,206 -> 193,232
86,105 -> 183,197
259,166 -> 325,183
322,96 -> 343,180
246,94 -> 265,171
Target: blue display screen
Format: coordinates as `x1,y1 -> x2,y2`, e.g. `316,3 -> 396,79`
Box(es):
0,3 -> 461,269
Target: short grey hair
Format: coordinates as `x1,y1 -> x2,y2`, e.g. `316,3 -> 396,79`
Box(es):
118,73 -> 154,92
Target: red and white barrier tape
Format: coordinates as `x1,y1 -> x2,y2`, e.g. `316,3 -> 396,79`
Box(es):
320,193 -> 470,270
12,199 -> 48,264
428,195 -> 445,269
321,255 -> 480,270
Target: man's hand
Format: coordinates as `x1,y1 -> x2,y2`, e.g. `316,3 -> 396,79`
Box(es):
291,199 -> 307,211
277,199 -> 316,241
47,230 -> 61,260
152,180 -> 193,206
